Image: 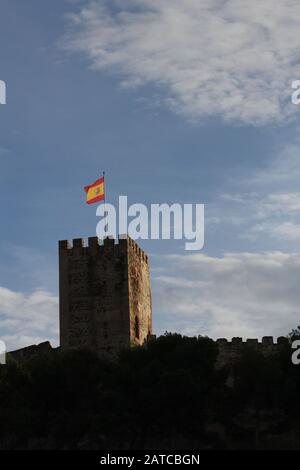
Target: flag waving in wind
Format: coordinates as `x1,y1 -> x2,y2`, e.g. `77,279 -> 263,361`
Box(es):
84,176 -> 105,204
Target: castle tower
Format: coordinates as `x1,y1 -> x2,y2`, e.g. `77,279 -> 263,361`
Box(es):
58,236 -> 152,355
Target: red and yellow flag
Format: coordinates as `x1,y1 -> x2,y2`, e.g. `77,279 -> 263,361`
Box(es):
84,176 -> 105,204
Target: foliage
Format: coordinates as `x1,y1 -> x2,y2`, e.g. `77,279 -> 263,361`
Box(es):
0,332 -> 300,449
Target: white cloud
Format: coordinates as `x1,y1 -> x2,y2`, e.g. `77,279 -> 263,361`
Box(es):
211,191 -> 300,243
260,193 -> 300,215
252,221 -> 300,241
63,0 -> 300,125
206,132 -> 300,244
153,251 -> 300,339
221,192 -> 300,217
0,287 -> 59,351
254,141 -> 300,185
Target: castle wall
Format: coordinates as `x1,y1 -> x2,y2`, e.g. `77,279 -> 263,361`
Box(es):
216,336 -> 289,368
8,336 -> 291,367
8,341 -> 53,362
59,236 -> 152,355
127,237 -> 152,346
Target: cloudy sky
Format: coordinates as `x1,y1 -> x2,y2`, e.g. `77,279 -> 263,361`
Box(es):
1,0 -> 300,350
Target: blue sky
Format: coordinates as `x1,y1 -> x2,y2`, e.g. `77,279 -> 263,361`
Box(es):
1,0 -> 300,349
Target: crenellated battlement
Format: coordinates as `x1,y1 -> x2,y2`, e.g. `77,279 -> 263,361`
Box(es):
59,235 -> 152,354
59,235 -> 148,264
216,335 -> 289,346
127,236 -> 149,263
216,336 -> 289,368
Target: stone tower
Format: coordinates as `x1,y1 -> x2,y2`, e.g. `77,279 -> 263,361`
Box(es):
58,236 -> 152,355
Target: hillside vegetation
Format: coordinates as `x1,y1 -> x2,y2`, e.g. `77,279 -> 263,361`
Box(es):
0,333 -> 300,449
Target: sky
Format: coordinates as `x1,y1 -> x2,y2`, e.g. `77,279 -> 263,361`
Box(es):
1,0 -> 300,350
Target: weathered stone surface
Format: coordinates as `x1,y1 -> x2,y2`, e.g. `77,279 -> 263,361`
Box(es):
216,336 -> 289,368
9,341 -> 53,361
59,235 -> 152,355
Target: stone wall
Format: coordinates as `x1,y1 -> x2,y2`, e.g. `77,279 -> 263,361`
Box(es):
127,237 -> 152,347
7,336 -> 291,369
8,341 -> 53,362
59,235 -> 152,356
216,336 -> 289,368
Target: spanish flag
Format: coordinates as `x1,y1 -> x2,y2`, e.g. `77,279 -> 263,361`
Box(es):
84,176 -> 105,204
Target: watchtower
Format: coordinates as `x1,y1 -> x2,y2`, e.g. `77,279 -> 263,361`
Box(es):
58,236 -> 152,355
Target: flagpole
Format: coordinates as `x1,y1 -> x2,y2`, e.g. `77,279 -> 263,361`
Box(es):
103,171 -> 107,235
